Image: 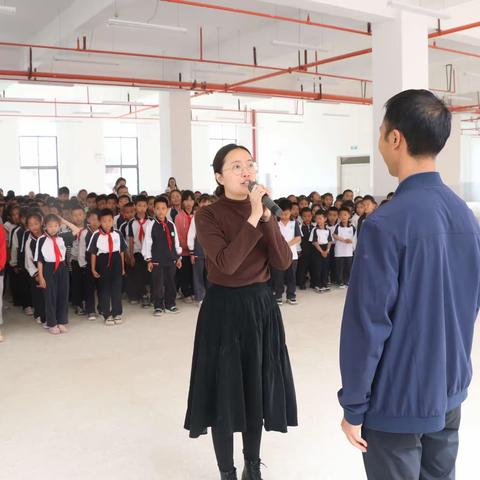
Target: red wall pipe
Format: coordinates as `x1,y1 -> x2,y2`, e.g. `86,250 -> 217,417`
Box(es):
429,21 -> 480,39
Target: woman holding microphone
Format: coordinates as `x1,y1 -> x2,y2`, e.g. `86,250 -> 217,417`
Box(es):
184,144 -> 297,480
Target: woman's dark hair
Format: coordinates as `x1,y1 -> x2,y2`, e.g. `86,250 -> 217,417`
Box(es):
384,89 -> 451,157
26,211 -> 43,225
44,213 -> 61,225
212,143 -> 251,197
181,190 -> 195,203
167,177 -> 177,187
114,177 -> 126,190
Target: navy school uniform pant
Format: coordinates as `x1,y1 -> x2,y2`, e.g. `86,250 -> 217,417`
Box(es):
296,248 -> 316,288
271,260 -> 298,300
10,267 -> 32,309
177,255 -> 194,297
151,263 -> 177,310
335,256 -> 353,285
362,407 -> 461,480
128,252 -> 149,301
70,260 -> 85,308
328,247 -> 337,284
313,250 -> 329,288
29,276 -> 45,323
192,257 -> 208,302
42,262 -> 69,327
97,252 -> 123,319
83,264 -> 97,315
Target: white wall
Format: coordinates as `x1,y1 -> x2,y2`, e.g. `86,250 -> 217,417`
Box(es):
0,118 -> 161,196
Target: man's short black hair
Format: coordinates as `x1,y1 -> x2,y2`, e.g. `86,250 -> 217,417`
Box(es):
134,195 -> 148,205
278,198 -> 293,212
323,192 -> 333,198
154,196 -> 169,207
70,202 -> 84,213
328,206 -> 339,213
107,193 -> 118,201
384,89 -> 451,157
86,192 -> 97,200
118,194 -> 130,202
123,202 -> 134,209
336,194 -> 343,201
58,186 -> 70,196
314,210 -> 327,218
96,194 -> 107,203
99,208 -> 114,219
300,207 -> 312,215
343,189 -> 354,195
363,195 -> 376,203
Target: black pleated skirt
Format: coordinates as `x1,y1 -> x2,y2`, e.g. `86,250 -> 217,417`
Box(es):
184,282 -> 298,438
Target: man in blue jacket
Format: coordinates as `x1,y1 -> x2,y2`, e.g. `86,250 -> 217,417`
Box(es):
338,89 -> 480,479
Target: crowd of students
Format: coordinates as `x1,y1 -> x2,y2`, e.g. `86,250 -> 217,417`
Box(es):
0,178 -> 393,341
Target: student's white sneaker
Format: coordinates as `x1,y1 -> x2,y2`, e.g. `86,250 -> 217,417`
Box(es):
113,315 -> 123,325
35,317 -> 43,324
339,284 -> 347,289
105,317 -> 115,326
153,309 -> 164,317
87,313 -> 96,321
24,307 -> 34,316
314,286 -> 322,293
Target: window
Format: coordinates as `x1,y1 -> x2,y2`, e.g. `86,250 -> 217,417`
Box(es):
208,124 -> 237,162
104,137 -> 139,194
19,136 -> 59,195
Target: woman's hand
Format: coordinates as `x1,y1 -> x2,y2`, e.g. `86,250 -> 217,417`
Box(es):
248,184 -> 269,227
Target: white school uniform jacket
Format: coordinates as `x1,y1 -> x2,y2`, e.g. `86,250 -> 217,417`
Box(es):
128,215 -> 151,254
34,234 -> 67,263
278,220 -> 301,261
23,232 -> 41,278
333,223 -> 356,258
309,226 -> 333,246
87,229 -> 128,256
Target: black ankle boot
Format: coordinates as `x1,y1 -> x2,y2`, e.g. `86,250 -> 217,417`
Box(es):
220,467 -> 238,480
241,460 -> 264,480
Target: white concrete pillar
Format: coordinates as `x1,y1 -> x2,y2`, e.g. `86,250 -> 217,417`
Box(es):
372,10 -> 430,197
158,91 -> 193,191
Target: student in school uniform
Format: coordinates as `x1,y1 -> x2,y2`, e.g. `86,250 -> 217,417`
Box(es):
70,204 -> 87,316
296,207 -> 316,290
356,195 -> 377,238
106,194 -> 118,216
89,208 -> 127,326
127,195 -> 151,307
187,194 -> 212,305
310,210 -> 333,293
271,199 -> 301,306
24,211 -> 46,327
0,223 -> 6,342
142,196 -> 182,316
333,207 -> 356,288
147,196 -> 155,219
10,208 -> 33,314
326,207 -> 339,285
175,190 -> 195,303
35,214 -> 79,335
114,195 -> 131,229
167,189 -> 182,223
78,209 -> 100,321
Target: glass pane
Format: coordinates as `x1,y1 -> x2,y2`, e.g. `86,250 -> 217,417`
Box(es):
105,137 -> 121,166
39,169 -> 58,196
209,139 -> 224,164
20,169 -> 39,195
208,124 -> 222,139
222,125 -> 236,140
121,137 -> 137,166
105,166 -> 122,193
121,167 -> 138,195
38,137 -> 57,167
19,137 -> 38,167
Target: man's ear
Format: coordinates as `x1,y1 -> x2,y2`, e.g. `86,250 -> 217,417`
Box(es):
391,129 -> 402,148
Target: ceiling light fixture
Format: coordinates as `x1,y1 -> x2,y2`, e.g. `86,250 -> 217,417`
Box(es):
53,56 -> 120,67
271,40 -> 329,51
107,18 -> 187,33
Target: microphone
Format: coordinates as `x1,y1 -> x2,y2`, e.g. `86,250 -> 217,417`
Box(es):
248,181 -> 283,219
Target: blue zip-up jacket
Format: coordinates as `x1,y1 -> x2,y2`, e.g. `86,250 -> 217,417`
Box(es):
338,172 -> 480,433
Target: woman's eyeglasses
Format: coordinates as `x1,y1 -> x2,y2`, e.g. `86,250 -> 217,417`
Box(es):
223,161 -> 258,176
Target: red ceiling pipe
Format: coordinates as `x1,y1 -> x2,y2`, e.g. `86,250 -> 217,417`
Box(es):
0,40 -> 371,85
0,68 -> 373,104
162,0 -> 371,36
429,42 -> 480,60
429,21 -> 480,39
450,103 -> 480,112
227,48 -> 372,90
0,113 -> 159,120
0,98 -> 159,107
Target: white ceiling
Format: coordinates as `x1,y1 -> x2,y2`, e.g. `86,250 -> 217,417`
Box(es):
0,0 -> 479,117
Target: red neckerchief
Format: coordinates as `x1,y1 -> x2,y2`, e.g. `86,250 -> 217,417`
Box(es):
99,228 -> 114,268
47,234 -> 62,271
136,216 -> 148,243
156,218 -> 172,252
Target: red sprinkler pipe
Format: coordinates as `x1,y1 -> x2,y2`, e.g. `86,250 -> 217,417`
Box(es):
429,43 -> 480,60
162,0 -> 371,36
227,48 -> 373,90
0,68 -> 373,104
429,21 -> 480,39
